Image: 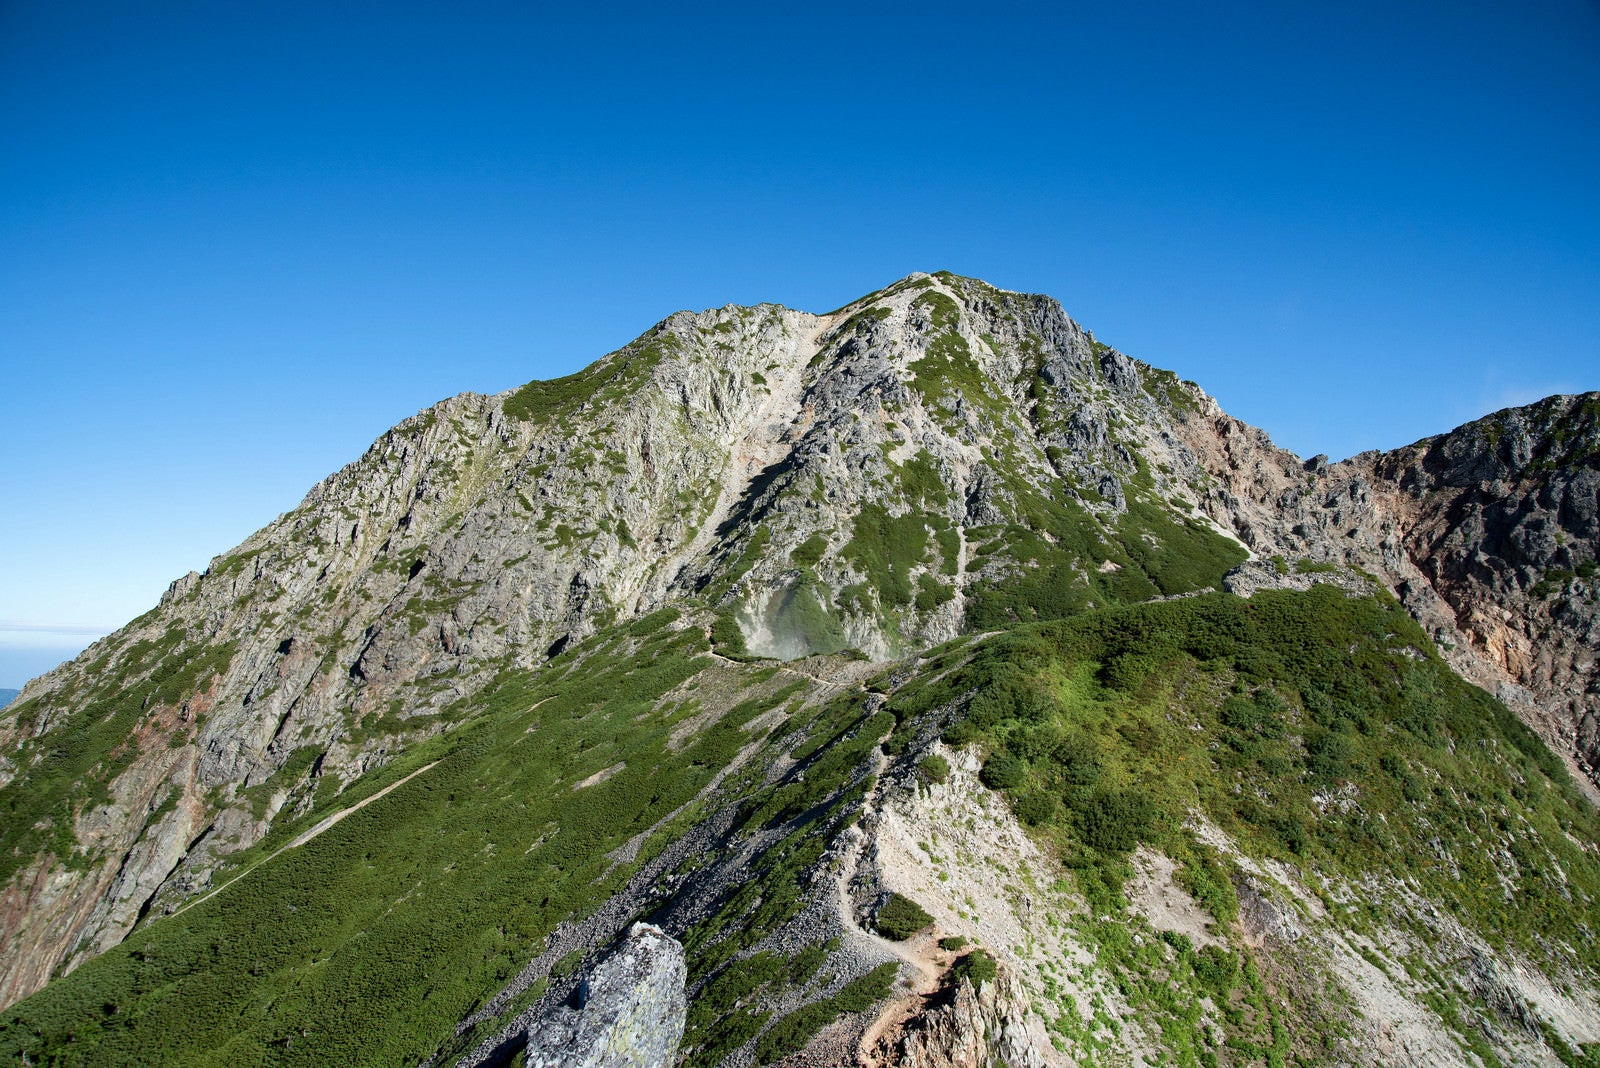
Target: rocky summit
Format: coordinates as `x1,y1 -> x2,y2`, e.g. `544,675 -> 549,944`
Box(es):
0,272 -> 1597,1067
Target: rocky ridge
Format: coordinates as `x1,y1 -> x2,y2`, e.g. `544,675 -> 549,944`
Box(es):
864,966 -> 1048,1068
1172,390 -> 1600,793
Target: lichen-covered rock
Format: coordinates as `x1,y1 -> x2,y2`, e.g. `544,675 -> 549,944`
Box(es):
518,923 -> 686,1068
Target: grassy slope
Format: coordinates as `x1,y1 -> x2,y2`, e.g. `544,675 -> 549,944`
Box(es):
6,587 -> 1599,1067
0,610 -> 760,1065
897,585 -> 1600,1066
0,602 -> 917,1068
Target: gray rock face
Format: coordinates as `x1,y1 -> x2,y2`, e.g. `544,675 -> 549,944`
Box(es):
1236,876 -> 1303,945
517,923 -> 686,1068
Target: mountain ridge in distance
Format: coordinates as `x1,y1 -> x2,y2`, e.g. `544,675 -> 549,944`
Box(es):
1,272 -> 1597,1066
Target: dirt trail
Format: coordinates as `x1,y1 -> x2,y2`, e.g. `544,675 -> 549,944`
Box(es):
855,933 -> 954,1067
168,760 -> 439,920
830,746 -> 954,1063
705,648 -> 875,690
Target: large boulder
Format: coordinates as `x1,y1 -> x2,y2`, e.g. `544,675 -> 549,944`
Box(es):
521,923 -> 687,1068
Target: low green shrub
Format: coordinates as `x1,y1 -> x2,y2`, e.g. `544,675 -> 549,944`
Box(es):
950,949 -> 997,990
874,893 -> 933,941
710,610 -> 748,658
978,752 -> 1026,790
752,963 -> 897,1064
1075,788 -> 1159,854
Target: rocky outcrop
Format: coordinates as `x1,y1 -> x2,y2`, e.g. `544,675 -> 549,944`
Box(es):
513,923 -> 686,1068
1358,395 -> 1600,783
867,966 -> 1050,1068
1172,390 -> 1600,791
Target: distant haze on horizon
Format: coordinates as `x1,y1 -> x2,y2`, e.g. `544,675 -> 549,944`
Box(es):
2,1 -> 1596,689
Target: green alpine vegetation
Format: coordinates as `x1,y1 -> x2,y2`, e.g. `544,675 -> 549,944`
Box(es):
2,614 -> 726,1064
889,586 -> 1600,1064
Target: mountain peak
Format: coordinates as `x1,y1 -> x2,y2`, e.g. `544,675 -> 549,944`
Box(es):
1,279 -> 1597,1068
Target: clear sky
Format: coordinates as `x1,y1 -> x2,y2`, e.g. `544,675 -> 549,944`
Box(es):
2,0 -> 1597,687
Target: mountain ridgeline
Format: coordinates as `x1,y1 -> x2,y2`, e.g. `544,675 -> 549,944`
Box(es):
1,272 -> 1597,1067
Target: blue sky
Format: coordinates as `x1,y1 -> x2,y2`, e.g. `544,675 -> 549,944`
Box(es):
2,0 -> 1597,686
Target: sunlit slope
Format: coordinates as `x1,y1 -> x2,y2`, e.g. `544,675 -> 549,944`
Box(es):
860,588 -> 1600,1065
0,611 -> 792,1063
5,588 -> 1598,1066
0,271 -> 1249,1007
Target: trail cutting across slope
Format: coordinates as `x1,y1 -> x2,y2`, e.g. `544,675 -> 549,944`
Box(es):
167,760 -> 439,920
